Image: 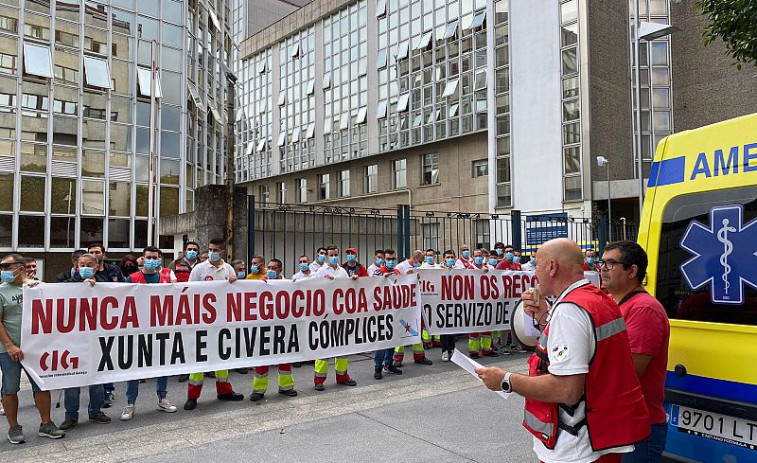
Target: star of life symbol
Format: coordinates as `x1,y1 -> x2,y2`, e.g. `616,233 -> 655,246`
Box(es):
680,205 -> 757,305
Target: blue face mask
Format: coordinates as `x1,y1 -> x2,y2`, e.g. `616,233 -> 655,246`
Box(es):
78,267 -> 95,279
375,257 -> 384,266
445,258 -> 455,267
299,263 -> 309,272
488,258 -> 498,266
250,265 -> 259,273
144,259 -> 161,271
496,249 -> 503,256
462,250 -> 470,259
329,256 -> 340,266
425,256 -> 434,265
209,251 -> 221,262
186,250 -> 198,260
266,270 -> 278,279
531,258 -> 537,267
346,254 -> 356,262
474,256 -> 484,266
586,257 -> 595,265
386,260 -> 396,269
513,256 -> 521,264
318,254 -> 326,263
413,262 -> 421,268
236,271 -> 247,279
505,252 -> 514,261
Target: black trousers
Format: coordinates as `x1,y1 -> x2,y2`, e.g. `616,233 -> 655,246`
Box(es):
440,334 -> 456,353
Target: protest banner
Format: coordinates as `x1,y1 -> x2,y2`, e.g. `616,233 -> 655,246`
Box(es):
21,275 -> 421,390
418,269 -> 599,335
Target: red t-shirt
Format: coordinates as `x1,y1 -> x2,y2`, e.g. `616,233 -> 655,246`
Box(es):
495,260 -> 521,271
619,291 -> 670,425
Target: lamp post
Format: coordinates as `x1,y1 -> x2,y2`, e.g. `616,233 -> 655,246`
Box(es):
632,13 -> 679,215
597,156 -> 611,241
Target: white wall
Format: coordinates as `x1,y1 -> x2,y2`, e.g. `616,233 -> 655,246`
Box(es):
509,0 -> 564,214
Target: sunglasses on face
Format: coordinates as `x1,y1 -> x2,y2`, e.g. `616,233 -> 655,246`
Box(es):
0,263 -> 21,269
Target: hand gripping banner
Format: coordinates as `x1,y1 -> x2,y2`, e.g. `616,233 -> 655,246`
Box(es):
21,275 -> 421,390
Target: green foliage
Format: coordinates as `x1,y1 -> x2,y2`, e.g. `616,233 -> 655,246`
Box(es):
697,0 -> 757,70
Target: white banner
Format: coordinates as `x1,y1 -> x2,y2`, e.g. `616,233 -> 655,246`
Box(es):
418,270 -> 600,335
21,276 -> 421,390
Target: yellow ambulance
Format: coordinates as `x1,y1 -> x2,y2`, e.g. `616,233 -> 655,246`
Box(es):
638,113 -> 757,462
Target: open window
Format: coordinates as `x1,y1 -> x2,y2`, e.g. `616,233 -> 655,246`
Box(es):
23,43 -> 53,78
83,56 -> 112,89
137,67 -> 163,98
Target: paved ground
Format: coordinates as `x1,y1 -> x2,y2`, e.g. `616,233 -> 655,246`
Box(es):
0,340 -> 537,462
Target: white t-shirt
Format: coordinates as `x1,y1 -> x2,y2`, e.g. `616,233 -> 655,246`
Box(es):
456,258 -> 473,268
395,259 -> 414,275
315,264 -> 349,279
291,270 -> 313,282
420,262 -> 442,269
309,261 -> 324,273
533,279 -> 634,463
521,262 -> 535,271
188,260 -> 235,282
367,263 -> 382,276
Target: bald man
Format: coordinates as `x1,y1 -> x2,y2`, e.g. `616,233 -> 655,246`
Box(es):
476,239 -> 649,463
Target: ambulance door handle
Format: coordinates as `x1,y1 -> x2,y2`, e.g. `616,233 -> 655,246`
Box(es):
674,364 -> 687,377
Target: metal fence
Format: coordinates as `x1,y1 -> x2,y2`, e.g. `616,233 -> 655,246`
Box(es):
247,200 -> 638,274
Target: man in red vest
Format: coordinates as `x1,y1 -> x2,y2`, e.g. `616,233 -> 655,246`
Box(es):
476,238 -> 649,463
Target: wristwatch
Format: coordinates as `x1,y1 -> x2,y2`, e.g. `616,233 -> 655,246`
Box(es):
501,372 -> 513,393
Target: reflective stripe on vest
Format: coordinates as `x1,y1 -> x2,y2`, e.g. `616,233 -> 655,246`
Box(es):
524,409 -> 554,437
595,318 -> 626,342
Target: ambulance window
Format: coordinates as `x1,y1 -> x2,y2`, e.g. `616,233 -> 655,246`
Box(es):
655,186 -> 757,326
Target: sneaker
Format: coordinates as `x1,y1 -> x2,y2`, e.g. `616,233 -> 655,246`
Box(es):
205,371 -> 216,378
236,368 -> 249,374
374,368 -> 383,380
217,392 -> 243,401
178,374 -> 189,383
120,404 -> 135,421
88,412 -> 111,424
441,351 -> 450,362
337,378 -> 357,387
157,398 -> 177,413
385,364 -> 403,375
482,350 -> 499,357
0,402 -> 4,415
249,392 -> 265,402
38,421 -> 65,439
103,392 -> 114,408
394,360 -> 402,367
278,389 -> 298,397
59,418 -> 78,430
415,357 -> 433,365
7,425 -> 24,444
511,346 -> 528,353
183,398 -> 197,410
499,346 -> 512,355
314,383 -> 325,391
469,352 -> 480,359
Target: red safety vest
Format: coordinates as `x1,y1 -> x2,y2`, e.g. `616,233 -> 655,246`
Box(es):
522,283 -> 649,451
129,268 -> 173,284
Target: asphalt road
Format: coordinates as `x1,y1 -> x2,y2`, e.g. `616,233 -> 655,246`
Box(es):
0,340 -> 537,463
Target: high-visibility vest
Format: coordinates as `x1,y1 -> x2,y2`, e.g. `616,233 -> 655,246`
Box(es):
522,283 -> 650,451
129,268 -> 173,284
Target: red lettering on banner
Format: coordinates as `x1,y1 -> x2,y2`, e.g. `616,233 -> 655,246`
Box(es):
292,290 -> 305,317
31,299 -> 52,334
100,297 -> 118,331
312,289 -> 326,316
259,291 -> 273,320
151,295 -> 171,327
79,297 -> 97,332
121,296 -> 138,328
202,294 -> 216,324
441,275 -> 474,300
333,288 -> 368,315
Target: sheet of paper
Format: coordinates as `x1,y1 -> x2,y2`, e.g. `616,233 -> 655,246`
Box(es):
522,309 -> 542,338
451,351 -> 511,400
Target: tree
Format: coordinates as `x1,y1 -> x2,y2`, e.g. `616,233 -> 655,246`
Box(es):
697,0 -> 757,70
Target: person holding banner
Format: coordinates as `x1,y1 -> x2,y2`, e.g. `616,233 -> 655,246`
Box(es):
246,254 -> 267,280
396,250 -> 423,275
184,239 -> 244,410
170,241 -> 201,283
420,249 -> 441,269
58,253 -> 112,431
120,246 -> 179,421
419,249 -> 442,349
457,244 -> 474,268
367,249 -> 385,276
250,259 -> 298,401
476,238 -> 648,463
313,245 -> 358,391
468,250 -> 498,359
309,247 -> 327,273
372,249 -> 404,380
342,247 -> 369,278
292,255 -> 314,281
0,254 -> 65,444
487,250 -> 499,269
439,249 -> 464,362
393,249 -> 434,367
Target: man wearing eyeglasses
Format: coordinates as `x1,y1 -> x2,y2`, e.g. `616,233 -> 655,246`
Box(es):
0,254 -> 65,444
600,241 -> 669,463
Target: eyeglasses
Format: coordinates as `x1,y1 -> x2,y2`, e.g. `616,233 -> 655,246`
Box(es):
0,263 -> 21,269
597,259 -> 626,270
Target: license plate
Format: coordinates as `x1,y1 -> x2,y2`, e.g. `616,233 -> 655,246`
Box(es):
672,405 -> 757,450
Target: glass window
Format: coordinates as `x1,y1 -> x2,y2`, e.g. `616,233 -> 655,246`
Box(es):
18,215 -> 44,248
0,214 -> 10,247
137,67 -> 163,98
364,164 -> 377,193
652,88 -> 670,109
392,158 -> 406,189
377,100 -> 387,119
355,107 -> 367,124
296,178 -> 307,203
376,0 -> 387,18
563,76 -> 579,98
159,186 -> 179,217
161,131 -> 180,158
107,218 -> 130,248
50,216 -> 76,248
651,42 -> 668,66
109,181 -> 131,216
563,122 -> 580,145
560,0 -> 578,24
658,187 -> 757,325
561,23 -> 578,47
651,68 -> 669,86
421,153 -> 439,185
564,146 -> 580,174
562,47 -> 577,75
563,99 -> 580,121
318,173 -> 330,200
422,222 -> 439,253
564,175 -> 582,201
338,169 -> 350,197
83,56 -> 112,88
81,217 -> 104,244
20,176 -> 46,212
443,79 -> 459,98
0,173 -> 13,212
160,158 -> 180,184
161,105 -> 181,132
472,159 -> 488,178
276,181 -> 286,204
396,93 -> 410,112
471,10 -> 486,28
653,111 -> 670,132
162,23 -> 182,46
377,48 -> 387,69
81,180 -> 105,215
163,1 -> 183,24
23,43 -> 53,78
